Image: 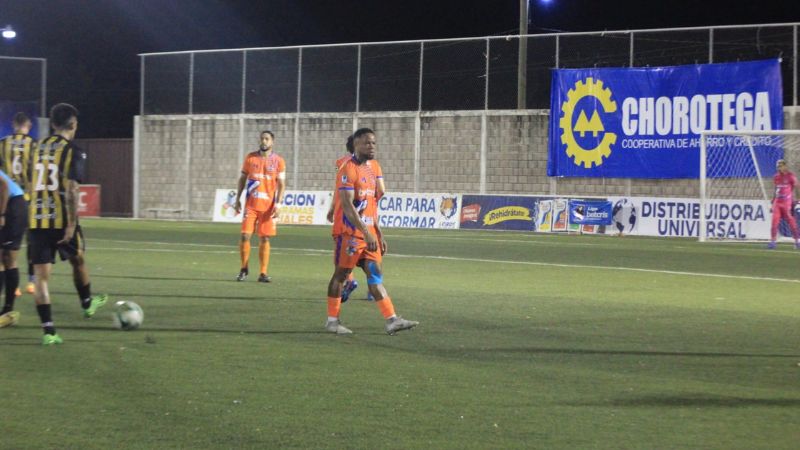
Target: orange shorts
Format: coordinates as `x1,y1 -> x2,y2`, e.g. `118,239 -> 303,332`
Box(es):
241,208 -> 276,237
334,234 -> 382,269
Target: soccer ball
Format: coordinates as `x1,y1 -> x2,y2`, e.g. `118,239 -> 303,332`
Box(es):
113,301 -> 144,331
612,198 -> 637,234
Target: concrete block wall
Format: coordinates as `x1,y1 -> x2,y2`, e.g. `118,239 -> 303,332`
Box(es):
137,109 -> 799,219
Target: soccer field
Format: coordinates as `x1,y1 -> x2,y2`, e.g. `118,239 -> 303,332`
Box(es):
2,218 -> 799,449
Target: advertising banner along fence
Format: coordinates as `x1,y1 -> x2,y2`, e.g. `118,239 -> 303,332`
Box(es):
548,59 -> 783,178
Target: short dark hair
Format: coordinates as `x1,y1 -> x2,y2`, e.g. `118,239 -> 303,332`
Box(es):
346,135 -> 355,154
261,130 -> 275,139
12,112 -> 31,127
50,103 -> 79,130
353,128 -> 374,140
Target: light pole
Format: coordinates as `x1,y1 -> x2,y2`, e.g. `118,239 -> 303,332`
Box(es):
517,0 -> 528,109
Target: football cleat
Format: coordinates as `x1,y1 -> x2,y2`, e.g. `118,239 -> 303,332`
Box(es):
236,269 -> 248,282
367,292 -> 375,301
83,294 -> 108,318
341,280 -> 358,303
42,334 -> 63,346
325,319 -> 353,335
0,311 -> 20,328
767,241 -> 777,249
257,274 -> 272,283
385,316 -> 419,335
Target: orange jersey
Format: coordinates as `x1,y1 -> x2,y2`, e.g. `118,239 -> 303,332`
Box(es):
333,157 -> 383,238
241,151 -> 286,212
331,155 -> 382,236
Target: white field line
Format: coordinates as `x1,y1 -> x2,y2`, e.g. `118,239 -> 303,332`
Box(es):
91,239 -> 800,284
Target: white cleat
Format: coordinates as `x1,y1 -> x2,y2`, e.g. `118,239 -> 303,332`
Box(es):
325,319 -> 353,335
385,316 -> 418,335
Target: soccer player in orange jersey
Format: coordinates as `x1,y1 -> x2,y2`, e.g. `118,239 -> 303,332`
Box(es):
234,131 -> 286,282
325,128 -> 417,335
327,134 -> 386,302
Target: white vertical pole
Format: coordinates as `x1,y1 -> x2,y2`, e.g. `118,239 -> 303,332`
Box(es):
355,45 -> 362,113
629,32 -> 634,67
40,59 -> 47,118
417,42 -> 424,112
794,25 -> 797,107
188,53 -> 195,114
484,38 -> 490,111
139,56 -> 145,116
708,28 -> 714,63
480,113 -> 487,194
241,51 -> 247,114
699,132 -> 707,242
293,48 -> 302,190
185,118 -> 192,218
133,116 -> 141,218
414,113 -> 421,193
238,116 -> 245,172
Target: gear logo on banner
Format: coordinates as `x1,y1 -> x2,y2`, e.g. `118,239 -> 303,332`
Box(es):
558,77 -> 618,168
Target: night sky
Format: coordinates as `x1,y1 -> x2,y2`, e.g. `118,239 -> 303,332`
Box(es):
0,0 -> 797,138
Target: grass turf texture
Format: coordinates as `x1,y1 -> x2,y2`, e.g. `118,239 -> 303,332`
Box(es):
2,218 -> 799,449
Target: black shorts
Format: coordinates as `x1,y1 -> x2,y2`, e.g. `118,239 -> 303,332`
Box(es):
29,225 -> 86,265
0,196 -> 28,251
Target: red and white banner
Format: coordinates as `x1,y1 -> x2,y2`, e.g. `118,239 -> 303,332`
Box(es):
78,184 -> 101,217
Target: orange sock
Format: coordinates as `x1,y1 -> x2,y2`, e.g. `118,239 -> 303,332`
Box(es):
259,240 -> 270,274
327,297 -> 342,318
375,296 -> 396,319
239,240 -> 250,269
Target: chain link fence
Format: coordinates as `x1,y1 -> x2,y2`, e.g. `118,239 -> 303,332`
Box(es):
140,23 -> 799,115
0,56 -> 46,136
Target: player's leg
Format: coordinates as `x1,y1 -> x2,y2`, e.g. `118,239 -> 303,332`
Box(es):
30,231 -> 61,344
62,226 -> 107,318
0,250 -> 17,317
783,202 -> 800,247
25,229 -> 35,294
238,209 -> 256,280
769,201 -> 782,248
325,236 -> 357,334
256,211 -> 275,282
0,196 -> 27,319
360,257 -> 418,335
0,251 -> 11,327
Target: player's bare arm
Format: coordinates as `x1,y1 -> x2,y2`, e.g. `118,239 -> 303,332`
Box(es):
59,179 -> 80,243
234,172 -> 247,213
340,188 -> 378,251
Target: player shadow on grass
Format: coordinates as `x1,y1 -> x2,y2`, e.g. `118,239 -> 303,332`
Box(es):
568,395 -> 800,408
90,274 -> 244,283
45,290 -> 322,303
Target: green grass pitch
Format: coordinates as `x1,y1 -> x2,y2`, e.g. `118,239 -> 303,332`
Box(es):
2,218 -> 799,448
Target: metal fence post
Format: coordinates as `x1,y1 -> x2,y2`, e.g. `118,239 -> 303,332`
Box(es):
551,35 -> 560,196
293,48 -> 303,189
241,51 -> 247,114
794,25 -> 798,107
133,115 -> 141,218
356,45 -> 362,113
185,118 -> 192,216
188,53 -> 195,115
41,58 -> 47,118
708,28 -> 714,63
139,56 -> 145,116
418,42 -> 424,111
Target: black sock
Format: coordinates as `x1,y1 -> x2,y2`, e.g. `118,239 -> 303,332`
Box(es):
28,263 -> 34,281
77,282 -> 92,309
3,269 -> 17,313
36,304 -> 55,335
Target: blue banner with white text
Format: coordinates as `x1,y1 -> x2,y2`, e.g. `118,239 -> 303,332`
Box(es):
548,59 -> 783,178
568,200 -> 613,225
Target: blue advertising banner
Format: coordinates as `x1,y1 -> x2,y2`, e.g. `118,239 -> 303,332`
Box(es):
460,195 -> 537,231
568,200 -> 613,225
548,59 -> 783,178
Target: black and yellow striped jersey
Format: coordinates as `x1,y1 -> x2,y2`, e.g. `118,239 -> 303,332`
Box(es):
28,135 -> 87,230
0,133 -> 35,191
